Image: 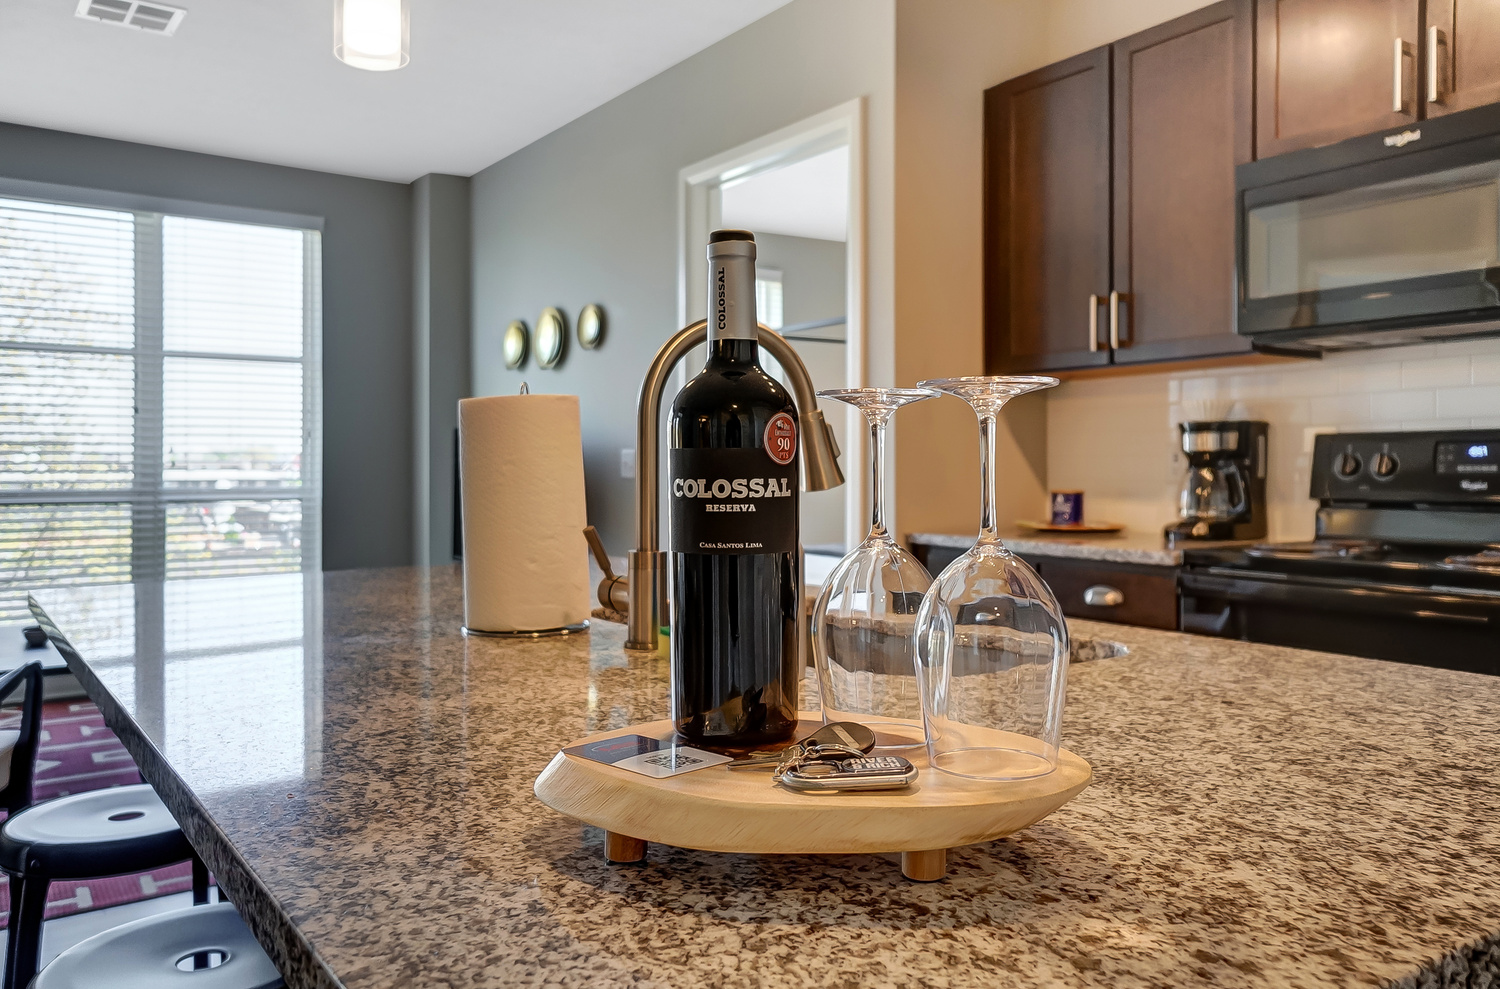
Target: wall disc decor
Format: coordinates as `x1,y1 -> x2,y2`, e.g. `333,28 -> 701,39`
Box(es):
577,304 -> 606,350
535,307 -> 566,369
503,320 -> 528,369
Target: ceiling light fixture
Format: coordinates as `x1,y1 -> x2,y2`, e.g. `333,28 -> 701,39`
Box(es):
334,0 -> 408,72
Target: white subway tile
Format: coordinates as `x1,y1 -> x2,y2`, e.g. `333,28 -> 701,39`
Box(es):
1471,417 -> 1500,429
1473,353 -> 1500,385
1401,418 -> 1466,430
1368,389 -> 1435,420
1435,385 -> 1500,418
1337,362 -> 1401,394
1401,356 -> 1472,389
1309,394 -> 1371,424
1167,379 -> 1181,402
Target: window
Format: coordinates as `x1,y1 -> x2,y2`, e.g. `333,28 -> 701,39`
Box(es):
756,267 -> 784,330
0,196 -> 321,621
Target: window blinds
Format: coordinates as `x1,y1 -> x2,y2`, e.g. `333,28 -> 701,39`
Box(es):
0,196 -> 321,621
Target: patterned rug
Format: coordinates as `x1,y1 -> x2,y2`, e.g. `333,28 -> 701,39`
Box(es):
0,698 -> 194,926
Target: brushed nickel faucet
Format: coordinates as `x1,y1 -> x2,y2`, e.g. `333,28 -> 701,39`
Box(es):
597,318 -> 845,650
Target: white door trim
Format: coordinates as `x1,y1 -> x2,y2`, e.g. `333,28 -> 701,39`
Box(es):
675,97 -> 867,553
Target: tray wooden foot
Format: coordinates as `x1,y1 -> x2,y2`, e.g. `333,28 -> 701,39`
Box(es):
901,849 -> 947,882
605,832 -> 646,864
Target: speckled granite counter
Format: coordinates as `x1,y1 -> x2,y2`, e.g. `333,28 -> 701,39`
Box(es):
30,567 -> 1500,989
909,530 -> 1188,566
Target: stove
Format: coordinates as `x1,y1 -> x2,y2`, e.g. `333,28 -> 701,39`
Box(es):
1180,429 -> 1500,675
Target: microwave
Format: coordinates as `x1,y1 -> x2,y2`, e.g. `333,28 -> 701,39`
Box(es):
1236,102 -> 1500,354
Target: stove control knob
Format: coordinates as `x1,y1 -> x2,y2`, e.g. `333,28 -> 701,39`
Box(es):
1372,452 -> 1399,478
1334,452 -> 1362,478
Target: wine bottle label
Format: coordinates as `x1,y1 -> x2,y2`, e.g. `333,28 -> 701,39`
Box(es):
668,447 -> 798,554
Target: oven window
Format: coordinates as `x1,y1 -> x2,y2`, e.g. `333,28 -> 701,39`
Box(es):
1246,160 -> 1500,299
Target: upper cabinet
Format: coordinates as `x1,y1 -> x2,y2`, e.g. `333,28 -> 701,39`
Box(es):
1426,0 -> 1500,116
984,0 -> 1252,373
1256,0 -> 1421,157
983,49 -> 1113,372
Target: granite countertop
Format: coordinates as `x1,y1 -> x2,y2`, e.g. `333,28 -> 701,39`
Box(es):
908,530 -> 1187,566
31,566 -> 1500,989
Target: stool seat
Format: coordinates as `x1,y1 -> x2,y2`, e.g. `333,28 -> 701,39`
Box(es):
0,785 -> 191,880
32,902 -> 284,989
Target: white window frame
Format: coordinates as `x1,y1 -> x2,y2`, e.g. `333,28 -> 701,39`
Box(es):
0,178 -> 323,601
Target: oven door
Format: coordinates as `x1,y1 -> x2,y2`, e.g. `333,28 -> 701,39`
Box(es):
1180,569 -> 1500,675
1236,116 -> 1500,353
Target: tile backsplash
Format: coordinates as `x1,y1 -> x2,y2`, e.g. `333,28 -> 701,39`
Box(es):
1045,337 -> 1500,543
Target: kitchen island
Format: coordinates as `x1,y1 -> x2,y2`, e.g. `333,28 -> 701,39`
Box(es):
30,566 -> 1500,989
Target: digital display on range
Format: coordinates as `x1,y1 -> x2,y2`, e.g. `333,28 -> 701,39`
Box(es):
1436,440 -> 1500,475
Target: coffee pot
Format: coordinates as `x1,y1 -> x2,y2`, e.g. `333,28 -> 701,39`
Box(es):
1165,420 -> 1268,545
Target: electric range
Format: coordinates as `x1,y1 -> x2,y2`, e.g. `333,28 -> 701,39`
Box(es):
1179,429 -> 1500,675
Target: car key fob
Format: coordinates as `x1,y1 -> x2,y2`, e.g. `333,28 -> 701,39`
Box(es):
777,756 -> 917,792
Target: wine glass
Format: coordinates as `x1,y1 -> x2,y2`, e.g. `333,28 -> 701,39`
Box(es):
913,375 -> 1067,781
811,387 -> 939,751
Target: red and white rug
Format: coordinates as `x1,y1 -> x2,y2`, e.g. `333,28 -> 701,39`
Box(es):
0,699 -> 194,926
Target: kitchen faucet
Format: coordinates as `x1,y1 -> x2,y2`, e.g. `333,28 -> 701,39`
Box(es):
592,318 -> 845,650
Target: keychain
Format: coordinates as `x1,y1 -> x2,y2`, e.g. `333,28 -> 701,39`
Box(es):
777,756 -> 918,792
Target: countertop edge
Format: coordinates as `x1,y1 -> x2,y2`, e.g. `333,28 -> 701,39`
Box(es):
907,531 -> 1184,566
28,595 -> 347,989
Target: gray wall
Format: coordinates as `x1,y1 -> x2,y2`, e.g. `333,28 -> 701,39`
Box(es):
471,0 -> 896,556
412,174 -> 472,566
0,121 -> 414,570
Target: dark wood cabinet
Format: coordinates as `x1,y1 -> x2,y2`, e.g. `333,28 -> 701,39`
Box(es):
983,48 -> 1112,372
1041,559 -> 1180,631
1112,1 -> 1254,365
983,0 -> 1251,373
1256,0 -> 1422,157
1426,0 -> 1500,115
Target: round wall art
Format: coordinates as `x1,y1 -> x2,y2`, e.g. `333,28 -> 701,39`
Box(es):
503,320 -> 528,369
535,307 -> 566,369
577,304 -> 605,350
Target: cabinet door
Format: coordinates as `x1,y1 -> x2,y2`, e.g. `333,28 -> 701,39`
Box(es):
983,48 -> 1112,372
1112,0 -> 1253,365
1042,559 -> 1180,630
1426,0 -> 1500,115
1256,0 -> 1422,157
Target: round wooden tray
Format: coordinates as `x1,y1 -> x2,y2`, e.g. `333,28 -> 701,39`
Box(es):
534,717 -> 1091,881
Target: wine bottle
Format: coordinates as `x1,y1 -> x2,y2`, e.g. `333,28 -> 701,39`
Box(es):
669,230 -> 800,748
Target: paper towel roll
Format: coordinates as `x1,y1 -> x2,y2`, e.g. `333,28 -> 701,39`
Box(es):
459,393 -> 590,633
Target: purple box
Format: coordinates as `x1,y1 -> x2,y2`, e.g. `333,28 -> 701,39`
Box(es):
1049,491 -> 1084,526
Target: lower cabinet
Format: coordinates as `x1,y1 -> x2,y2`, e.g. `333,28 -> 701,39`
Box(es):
908,543 -> 1180,632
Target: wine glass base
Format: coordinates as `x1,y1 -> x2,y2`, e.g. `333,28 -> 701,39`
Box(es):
930,747 -> 1056,782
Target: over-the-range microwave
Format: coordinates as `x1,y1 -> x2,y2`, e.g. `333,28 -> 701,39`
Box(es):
1237,101 -> 1500,354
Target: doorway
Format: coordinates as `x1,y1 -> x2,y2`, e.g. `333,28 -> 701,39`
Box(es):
677,99 -> 866,566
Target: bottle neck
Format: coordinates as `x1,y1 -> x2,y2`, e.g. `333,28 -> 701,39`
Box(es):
707,338 -> 759,365
707,249 -> 758,345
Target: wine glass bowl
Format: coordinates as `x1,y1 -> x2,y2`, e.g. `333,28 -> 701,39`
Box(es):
811,387 -> 939,751
914,375 -> 1068,781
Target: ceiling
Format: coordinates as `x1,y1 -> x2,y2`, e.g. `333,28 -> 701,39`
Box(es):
0,0 -> 792,183
720,145 -> 847,242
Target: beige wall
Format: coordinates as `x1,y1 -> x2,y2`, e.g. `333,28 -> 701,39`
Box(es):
892,0 -> 1049,544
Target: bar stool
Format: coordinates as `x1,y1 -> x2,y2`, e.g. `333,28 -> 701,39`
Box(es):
32,902 -> 283,989
0,784 -> 211,989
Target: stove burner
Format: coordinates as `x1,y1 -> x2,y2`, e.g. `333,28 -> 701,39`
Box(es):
1246,540 -> 1390,562
1439,548 -> 1500,573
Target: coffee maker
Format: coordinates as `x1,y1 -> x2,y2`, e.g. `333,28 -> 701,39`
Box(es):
1165,420 -> 1268,546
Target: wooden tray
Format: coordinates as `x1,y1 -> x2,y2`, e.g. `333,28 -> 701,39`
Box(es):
534,717 -> 1091,881
1015,520 -> 1125,533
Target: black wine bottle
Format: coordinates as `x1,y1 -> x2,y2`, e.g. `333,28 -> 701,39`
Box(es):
669,230 -> 800,748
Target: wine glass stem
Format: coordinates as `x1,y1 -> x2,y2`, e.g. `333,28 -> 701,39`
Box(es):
978,410 -> 1000,544
868,415 -> 888,539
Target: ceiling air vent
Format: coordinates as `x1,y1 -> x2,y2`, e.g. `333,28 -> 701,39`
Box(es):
75,0 -> 186,36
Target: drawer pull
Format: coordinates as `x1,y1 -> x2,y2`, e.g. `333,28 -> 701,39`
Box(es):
1083,585 -> 1124,607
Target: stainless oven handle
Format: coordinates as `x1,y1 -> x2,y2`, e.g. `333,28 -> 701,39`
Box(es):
1428,26 -> 1445,104
1181,572 -> 1492,625
1088,294 -> 1101,352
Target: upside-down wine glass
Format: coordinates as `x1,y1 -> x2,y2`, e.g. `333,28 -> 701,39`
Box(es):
914,375 -> 1068,781
811,387 -> 939,751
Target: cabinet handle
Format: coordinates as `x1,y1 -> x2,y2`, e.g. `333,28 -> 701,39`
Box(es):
1083,585 -> 1124,607
1088,294 -> 1101,352
1393,37 -> 1412,113
1108,290 -> 1124,349
1428,26 -> 1445,104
